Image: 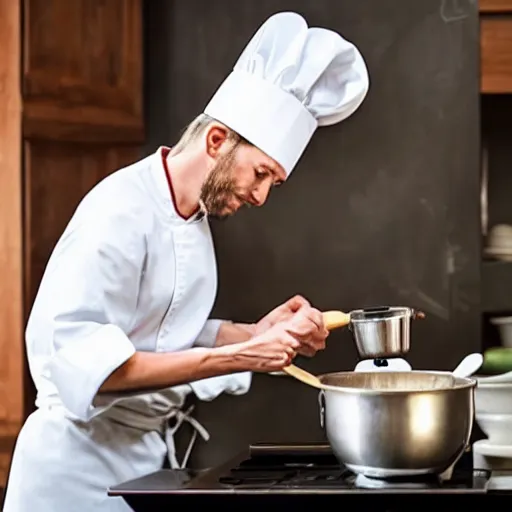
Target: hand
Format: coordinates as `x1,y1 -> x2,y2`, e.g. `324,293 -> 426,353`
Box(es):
225,323 -> 301,372
280,306 -> 329,358
254,295 -> 310,335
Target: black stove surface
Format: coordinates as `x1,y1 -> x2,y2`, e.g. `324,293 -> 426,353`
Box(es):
110,443 -> 491,497
208,443 -> 489,493
110,443 -> 512,511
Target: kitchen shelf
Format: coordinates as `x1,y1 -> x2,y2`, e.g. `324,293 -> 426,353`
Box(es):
481,259 -> 512,312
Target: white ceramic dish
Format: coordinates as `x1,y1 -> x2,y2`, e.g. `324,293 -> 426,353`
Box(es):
476,372 -> 512,384
484,251 -> 512,262
487,224 -> 512,248
473,438 -> 512,458
475,412 -> 512,445
475,382 -> 512,415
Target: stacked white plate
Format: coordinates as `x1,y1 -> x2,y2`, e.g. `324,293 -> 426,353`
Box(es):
485,224 -> 512,261
473,373 -> 512,489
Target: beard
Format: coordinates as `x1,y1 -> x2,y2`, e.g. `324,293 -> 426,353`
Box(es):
199,147 -> 247,219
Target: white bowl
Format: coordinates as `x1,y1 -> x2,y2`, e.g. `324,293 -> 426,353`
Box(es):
491,317 -> 512,348
475,412 -> 512,444
475,382 -> 512,415
488,224 -> 512,246
476,372 -> 512,384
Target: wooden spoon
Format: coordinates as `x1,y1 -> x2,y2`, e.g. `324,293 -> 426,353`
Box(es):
282,364 -> 327,389
282,310 -> 350,389
321,310 -> 351,330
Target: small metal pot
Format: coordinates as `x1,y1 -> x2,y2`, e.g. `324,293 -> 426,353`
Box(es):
317,371 -> 476,478
349,306 -> 422,359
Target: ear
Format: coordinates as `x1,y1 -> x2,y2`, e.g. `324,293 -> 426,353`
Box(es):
205,124 -> 230,158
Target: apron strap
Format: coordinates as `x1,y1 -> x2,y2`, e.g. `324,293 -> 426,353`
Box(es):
98,401 -> 210,469
166,404 -> 210,468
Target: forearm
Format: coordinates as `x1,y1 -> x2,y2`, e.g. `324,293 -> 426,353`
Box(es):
99,346 -> 244,394
213,321 -> 256,347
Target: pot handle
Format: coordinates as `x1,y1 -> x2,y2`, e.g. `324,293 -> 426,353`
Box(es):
318,390 -> 326,429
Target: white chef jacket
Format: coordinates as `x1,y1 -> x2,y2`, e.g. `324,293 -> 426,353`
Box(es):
3,146 -> 252,512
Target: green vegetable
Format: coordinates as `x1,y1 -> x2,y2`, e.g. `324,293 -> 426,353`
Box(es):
481,347 -> 512,375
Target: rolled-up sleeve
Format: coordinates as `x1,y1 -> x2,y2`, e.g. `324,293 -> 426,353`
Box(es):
33,207 -> 146,421
193,319 -> 224,348
189,372 -> 253,401
49,324 -> 136,420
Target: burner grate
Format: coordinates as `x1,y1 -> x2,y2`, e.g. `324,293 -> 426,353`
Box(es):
215,448 -> 490,492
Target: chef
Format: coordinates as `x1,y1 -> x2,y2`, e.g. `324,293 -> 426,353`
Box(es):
3,11 -> 369,512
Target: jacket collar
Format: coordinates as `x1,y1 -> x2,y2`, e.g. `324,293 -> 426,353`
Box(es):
147,146 -> 206,225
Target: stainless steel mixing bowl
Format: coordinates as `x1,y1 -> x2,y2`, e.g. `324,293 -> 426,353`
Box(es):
317,371 -> 476,478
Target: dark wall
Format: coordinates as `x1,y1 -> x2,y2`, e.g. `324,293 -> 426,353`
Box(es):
483,96 -> 512,228
144,0 -> 482,468
481,96 -> 512,343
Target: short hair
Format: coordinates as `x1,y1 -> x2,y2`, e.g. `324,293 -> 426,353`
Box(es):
172,113 -> 250,153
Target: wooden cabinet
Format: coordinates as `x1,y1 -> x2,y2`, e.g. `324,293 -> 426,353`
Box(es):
22,0 -> 144,313
480,0 -> 512,12
480,0 -> 512,93
23,0 -> 143,144
0,0 -> 144,488
0,0 -> 24,487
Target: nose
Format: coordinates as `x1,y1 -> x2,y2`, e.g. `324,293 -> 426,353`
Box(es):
250,182 -> 272,206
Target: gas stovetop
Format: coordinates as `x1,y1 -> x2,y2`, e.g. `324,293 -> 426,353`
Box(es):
204,443 -> 489,493
109,443 -> 512,509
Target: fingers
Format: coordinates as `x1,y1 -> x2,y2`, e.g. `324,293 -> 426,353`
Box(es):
285,306 -> 329,358
241,330 -> 299,372
269,354 -> 293,370
286,306 -> 327,339
253,301 -> 330,371
275,331 -> 299,366
255,295 -> 310,335
286,295 -> 310,313
296,338 -> 326,357
282,332 -> 300,351
284,344 -> 297,357
279,347 -> 297,367
297,345 -> 316,358
309,308 -> 325,331
298,306 -> 326,332
266,326 -> 327,369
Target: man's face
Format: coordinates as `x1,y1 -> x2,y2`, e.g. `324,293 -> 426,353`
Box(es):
200,140 -> 287,219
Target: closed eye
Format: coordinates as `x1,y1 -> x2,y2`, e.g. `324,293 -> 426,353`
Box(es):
255,167 -> 284,187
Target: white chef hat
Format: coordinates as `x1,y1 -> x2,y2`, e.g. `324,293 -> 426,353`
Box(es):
204,11 -> 370,177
